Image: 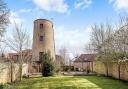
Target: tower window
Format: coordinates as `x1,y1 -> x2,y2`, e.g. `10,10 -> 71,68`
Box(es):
40,24 -> 43,29
39,52 -> 44,61
39,36 -> 44,41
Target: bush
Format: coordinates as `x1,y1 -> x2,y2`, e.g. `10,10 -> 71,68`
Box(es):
0,84 -> 13,89
63,66 -> 70,72
41,52 -> 55,77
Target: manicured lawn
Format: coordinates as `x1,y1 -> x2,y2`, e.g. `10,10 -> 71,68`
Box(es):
12,76 -> 128,89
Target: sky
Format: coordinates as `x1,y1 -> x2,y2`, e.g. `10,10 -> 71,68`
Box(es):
4,0 -> 128,56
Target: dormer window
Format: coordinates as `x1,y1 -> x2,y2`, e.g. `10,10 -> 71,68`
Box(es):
40,24 -> 43,29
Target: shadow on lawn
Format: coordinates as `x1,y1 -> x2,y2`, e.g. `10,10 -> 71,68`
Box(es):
80,76 -> 128,89
12,76 -> 79,89
11,76 -> 128,89
26,76 -> 99,89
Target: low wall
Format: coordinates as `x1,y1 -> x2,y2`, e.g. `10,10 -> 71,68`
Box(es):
0,62 -> 28,84
93,61 -> 128,81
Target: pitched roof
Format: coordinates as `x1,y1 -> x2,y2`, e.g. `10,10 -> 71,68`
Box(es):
7,49 -> 32,56
74,54 -> 96,62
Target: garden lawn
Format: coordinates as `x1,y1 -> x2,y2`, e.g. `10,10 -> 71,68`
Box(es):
12,76 -> 128,89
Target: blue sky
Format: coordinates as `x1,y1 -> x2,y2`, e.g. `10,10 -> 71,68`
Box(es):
4,0 -> 128,55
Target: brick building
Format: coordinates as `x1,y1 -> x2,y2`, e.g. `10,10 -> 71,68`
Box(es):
73,54 -> 96,72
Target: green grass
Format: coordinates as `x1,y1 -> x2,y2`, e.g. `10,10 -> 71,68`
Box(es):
11,76 -> 128,89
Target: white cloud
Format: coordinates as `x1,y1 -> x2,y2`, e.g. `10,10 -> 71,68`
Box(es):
54,25 -> 92,55
75,0 -> 92,9
109,0 -> 128,12
18,8 -> 32,13
9,8 -> 32,25
33,0 -> 69,13
10,11 -> 24,25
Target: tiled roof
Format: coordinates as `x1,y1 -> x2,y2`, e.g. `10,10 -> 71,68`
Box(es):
74,54 -> 96,62
8,49 -> 32,56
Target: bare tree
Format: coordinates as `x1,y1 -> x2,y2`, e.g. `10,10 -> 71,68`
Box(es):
0,0 -> 9,61
59,47 -> 67,66
90,23 -> 114,76
111,17 -> 128,79
84,43 -> 97,54
0,42 -> 7,57
88,16 -> 128,78
5,22 -> 31,81
0,0 -> 9,81
0,0 -> 9,37
59,47 -> 73,72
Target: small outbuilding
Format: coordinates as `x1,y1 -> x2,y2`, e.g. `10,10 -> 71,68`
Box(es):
73,54 -> 96,72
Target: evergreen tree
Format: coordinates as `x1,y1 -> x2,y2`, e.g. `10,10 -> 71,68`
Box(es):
41,51 -> 54,77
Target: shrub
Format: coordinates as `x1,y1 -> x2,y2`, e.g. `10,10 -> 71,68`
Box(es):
41,52 -> 55,77
0,84 -> 13,89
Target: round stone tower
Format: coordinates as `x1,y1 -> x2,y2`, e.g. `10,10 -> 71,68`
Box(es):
32,19 -> 55,62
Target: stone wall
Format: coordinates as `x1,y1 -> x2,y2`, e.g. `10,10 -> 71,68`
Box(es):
0,63 -> 28,84
93,61 -> 128,81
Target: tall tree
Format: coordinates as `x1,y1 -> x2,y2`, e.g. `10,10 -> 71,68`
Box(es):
5,22 -> 31,81
88,17 -> 128,78
59,47 -> 67,66
0,0 -> 9,37
90,23 -> 114,76
111,17 -> 128,79
0,0 -> 9,60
